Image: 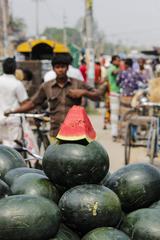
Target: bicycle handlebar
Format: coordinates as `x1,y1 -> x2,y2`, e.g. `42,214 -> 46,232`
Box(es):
8,113 -> 46,118
15,146 -> 43,161
140,102 -> 160,108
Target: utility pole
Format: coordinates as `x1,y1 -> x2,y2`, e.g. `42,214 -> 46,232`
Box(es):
1,0 -> 9,57
33,0 -> 43,38
85,0 -> 95,87
63,12 -> 67,46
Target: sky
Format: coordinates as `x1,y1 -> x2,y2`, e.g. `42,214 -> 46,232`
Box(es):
11,0 -> 160,48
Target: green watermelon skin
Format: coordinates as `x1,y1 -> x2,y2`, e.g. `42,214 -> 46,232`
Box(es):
82,227 -> 131,240
4,167 -> 45,186
0,195 -> 61,240
11,173 -> 59,203
121,208 -> 160,240
149,200 -> 160,209
0,145 -> 26,178
0,179 -> 10,198
58,184 -> 122,234
50,224 -> 80,240
106,163 -> 160,212
43,141 -> 109,187
100,172 -> 111,186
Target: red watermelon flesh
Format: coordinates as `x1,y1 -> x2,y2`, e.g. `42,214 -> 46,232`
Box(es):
56,105 -> 96,142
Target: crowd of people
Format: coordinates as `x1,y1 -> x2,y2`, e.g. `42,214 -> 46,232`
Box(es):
77,54 -> 160,142
91,54 -> 160,142
1,54 -> 101,148
1,52 -> 160,149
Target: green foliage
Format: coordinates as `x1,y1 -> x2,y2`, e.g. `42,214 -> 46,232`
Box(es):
9,17 -> 26,33
43,27 -> 82,47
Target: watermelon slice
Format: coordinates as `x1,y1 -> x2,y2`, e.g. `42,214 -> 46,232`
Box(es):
56,105 -> 96,142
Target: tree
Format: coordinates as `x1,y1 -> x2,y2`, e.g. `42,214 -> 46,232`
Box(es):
43,27 -> 82,47
9,17 -> 26,34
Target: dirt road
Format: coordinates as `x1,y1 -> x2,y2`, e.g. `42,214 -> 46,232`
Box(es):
89,111 -> 153,173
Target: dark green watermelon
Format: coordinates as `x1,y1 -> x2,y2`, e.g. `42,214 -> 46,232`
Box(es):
11,173 -> 59,203
50,224 -> 80,240
58,184 -> 122,234
82,227 -> 130,240
43,141 -> 109,187
149,200 -> 160,209
100,172 -> 111,186
0,145 -> 26,178
55,184 -> 68,198
4,167 -> 45,186
0,194 -> 61,240
121,208 -> 160,239
106,163 -> 160,212
0,179 -> 10,198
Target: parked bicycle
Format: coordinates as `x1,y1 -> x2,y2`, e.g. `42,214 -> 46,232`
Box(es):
124,102 -> 160,165
15,143 -> 43,169
8,112 -> 50,168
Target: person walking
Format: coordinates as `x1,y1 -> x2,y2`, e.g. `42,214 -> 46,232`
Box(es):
79,59 -> 87,83
6,53 -> 101,141
117,58 -> 144,140
107,55 -> 121,141
0,58 -> 28,147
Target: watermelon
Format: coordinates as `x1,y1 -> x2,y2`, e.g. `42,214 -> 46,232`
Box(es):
56,105 -> 96,142
121,208 -> 160,239
11,173 -> 59,203
150,200 -> 160,209
0,145 -> 26,178
4,167 -> 45,186
106,163 -> 160,212
82,227 -> 130,240
43,141 -> 109,187
0,194 -> 61,240
100,172 -> 111,186
50,224 -> 80,240
58,184 -> 122,234
0,179 -> 10,198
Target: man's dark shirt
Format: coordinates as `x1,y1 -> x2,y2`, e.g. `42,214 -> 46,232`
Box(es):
31,78 -> 93,137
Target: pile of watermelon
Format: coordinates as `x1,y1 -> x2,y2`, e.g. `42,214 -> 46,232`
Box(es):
1,106 -> 160,240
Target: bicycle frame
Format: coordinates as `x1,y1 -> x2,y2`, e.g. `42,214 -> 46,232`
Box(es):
124,102 -> 160,165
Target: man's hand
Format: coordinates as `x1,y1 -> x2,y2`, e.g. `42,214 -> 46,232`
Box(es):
67,89 -> 87,98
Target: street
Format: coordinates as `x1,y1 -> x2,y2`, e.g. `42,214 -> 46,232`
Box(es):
89,109 -> 159,173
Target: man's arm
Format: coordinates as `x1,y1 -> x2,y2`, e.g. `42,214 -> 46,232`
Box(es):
5,100 -> 36,116
68,89 -> 101,101
84,89 -> 101,101
112,69 -> 121,75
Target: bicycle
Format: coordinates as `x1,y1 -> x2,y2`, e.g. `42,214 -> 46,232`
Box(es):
8,112 -> 50,168
28,113 -> 50,153
124,102 -> 160,165
15,143 -> 43,169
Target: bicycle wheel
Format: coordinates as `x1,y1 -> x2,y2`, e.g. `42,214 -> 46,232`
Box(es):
124,124 -> 132,165
34,134 -> 50,169
36,132 -> 50,151
42,134 -> 50,150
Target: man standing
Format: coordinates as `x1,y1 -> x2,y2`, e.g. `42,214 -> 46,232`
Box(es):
44,54 -> 84,82
7,53 -> 101,140
0,58 -> 28,146
107,55 -> 121,141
